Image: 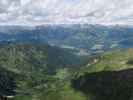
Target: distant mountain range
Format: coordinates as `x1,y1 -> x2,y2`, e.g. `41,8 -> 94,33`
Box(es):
0,24 -> 133,55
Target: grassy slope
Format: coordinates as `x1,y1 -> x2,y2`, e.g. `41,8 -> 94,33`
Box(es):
78,48 -> 133,75
72,48 -> 133,100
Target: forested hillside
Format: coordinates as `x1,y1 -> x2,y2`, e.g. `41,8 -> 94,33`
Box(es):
0,43 -> 87,100
1,43 -> 133,100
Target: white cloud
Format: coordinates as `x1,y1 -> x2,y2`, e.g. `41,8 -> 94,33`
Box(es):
0,0 -> 133,25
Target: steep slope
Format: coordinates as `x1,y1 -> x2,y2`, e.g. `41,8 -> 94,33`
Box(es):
72,48 -> 133,100
0,43 -> 88,100
0,67 -> 16,97
2,45 -> 133,100
72,69 -> 133,100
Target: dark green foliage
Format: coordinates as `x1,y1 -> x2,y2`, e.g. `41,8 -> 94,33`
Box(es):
2,43 -> 133,100
0,43 -> 88,100
47,45 -> 87,73
0,67 -> 16,96
72,69 -> 133,100
72,49 -> 133,100
126,59 -> 133,65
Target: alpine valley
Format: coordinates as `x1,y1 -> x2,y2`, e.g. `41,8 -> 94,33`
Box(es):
1,24 -> 133,100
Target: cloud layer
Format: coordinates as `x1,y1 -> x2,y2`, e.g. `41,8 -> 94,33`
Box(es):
0,0 -> 133,25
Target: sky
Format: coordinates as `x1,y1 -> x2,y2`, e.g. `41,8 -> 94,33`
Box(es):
0,0 -> 133,25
